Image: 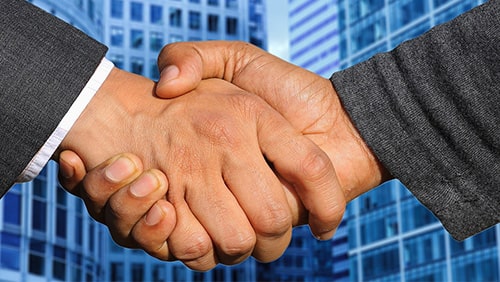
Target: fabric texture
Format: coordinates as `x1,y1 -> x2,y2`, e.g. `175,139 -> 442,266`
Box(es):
331,0 -> 500,240
0,0 -> 107,195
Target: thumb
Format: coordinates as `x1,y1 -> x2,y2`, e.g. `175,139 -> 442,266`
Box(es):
156,42 -> 206,98
156,41 -> 252,98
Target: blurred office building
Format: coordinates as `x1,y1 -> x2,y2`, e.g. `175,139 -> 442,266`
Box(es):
2,0 -> 496,281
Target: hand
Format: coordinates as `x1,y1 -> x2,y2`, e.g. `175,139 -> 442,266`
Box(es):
156,40 -> 391,219
58,151 -> 176,259
56,70 -> 340,270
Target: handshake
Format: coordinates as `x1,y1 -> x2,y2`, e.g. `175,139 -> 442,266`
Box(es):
57,41 -> 388,270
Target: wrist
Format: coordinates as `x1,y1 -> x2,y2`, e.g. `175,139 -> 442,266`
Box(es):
58,68 -> 146,170
326,84 -> 391,202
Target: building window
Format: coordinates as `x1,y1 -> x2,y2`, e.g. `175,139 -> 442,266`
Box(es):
403,230 -> 445,267
74,201 -> 83,246
53,246 -> 66,280
111,263 -> 124,281
226,0 -> 238,9
401,197 -> 438,232
29,239 -> 46,275
150,5 -> 163,24
150,59 -> 160,80
70,252 -> 82,281
189,11 -> 201,30
3,192 -> 21,226
208,0 -> 219,6
150,32 -> 163,51
32,178 -> 47,233
1,232 -> 20,270
153,265 -> 167,281
208,14 -> 219,32
131,29 -> 144,49
111,0 -> 123,18
87,0 -> 95,20
110,26 -> 124,47
88,223 -> 95,252
390,0 -> 429,31
131,263 -> 144,281
131,57 -> 144,75
131,2 -> 143,21
56,186 -> 68,238
108,54 -> 124,69
226,17 -> 238,35
173,266 -> 187,281
362,243 -> 400,280
169,8 -> 182,27
189,0 -> 200,3
169,34 -> 183,43
56,208 -> 67,238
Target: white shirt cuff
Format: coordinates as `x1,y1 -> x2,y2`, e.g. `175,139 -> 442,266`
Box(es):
16,58 -> 114,183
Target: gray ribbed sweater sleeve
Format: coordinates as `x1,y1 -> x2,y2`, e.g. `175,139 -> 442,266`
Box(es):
331,0 -> 500,240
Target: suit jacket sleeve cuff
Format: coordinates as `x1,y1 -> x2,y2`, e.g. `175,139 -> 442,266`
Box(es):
16,58 -> 115,183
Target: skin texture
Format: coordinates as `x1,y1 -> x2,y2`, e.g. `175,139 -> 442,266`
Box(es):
155,41 -> 390,199
57,68 -> 342,270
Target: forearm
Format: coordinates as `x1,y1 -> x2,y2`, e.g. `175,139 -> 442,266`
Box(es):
331,0 -> 500,240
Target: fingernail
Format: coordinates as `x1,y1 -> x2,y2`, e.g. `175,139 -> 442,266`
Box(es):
145,203 -> 164,226
160,65 -> 179,82
104,156 -> 136,183
129,172 -> 159,197
315,229 -> 336,241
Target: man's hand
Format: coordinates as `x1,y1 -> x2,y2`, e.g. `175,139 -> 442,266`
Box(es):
56,69 -> 341,270
156,40 -> 391,229
58,151 -> 176,259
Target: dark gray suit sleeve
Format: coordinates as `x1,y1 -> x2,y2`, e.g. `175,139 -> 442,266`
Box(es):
331,0 -> 500,240
0,0 -> 107,195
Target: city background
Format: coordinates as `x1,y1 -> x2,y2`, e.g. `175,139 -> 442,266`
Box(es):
1,0 -> 494,281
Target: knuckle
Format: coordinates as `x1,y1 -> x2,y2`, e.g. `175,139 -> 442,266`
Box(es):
217,232 -> 255,258
175,233 -> 212,260
107,196 -> 129,220
254,206 -> 292,238
300,148 -> 333,185
318,200 -> 346,226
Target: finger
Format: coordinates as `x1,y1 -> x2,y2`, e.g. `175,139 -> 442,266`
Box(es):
157,41 -> 325,129
79,154 -> 143,223
183,174 -> 256,265
156,41 -> 253,98
166,197 -> 218,271
131,200 -> 176,261
221,147 -> 293,263
105,169 -> 169,248
257,108 -> 346,240
58,150 -> 88,196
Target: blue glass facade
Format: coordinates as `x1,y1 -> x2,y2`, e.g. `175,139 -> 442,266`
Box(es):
0,166 -> 106,281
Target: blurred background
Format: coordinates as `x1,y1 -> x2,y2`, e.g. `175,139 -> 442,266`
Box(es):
1,0 -> 493,281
